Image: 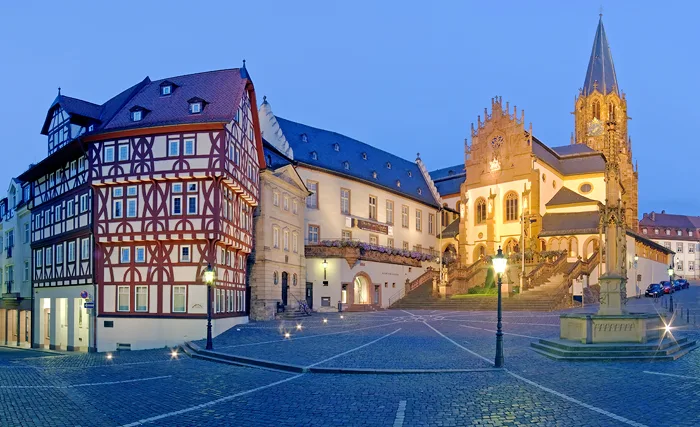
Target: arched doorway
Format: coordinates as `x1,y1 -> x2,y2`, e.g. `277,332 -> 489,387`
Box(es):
503,238 -> 518,256
281,272 -> 289,306
583,236 -> 600,259
473,245 -> 486,262
353,274 -> 371,305
443,243 -> 457,264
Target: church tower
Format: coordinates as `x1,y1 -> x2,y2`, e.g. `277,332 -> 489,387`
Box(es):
573,16 -> 638,231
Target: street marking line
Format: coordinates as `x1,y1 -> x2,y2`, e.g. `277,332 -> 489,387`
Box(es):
218,321 -> 402,349
422,322 -> 494,365
506,370 -> 648,427
400,309 -> 414,316
306,329 -> 401,368
393,400 -> 407,427
0,375 -> 171,389
439,318 -> 559,327
120,374 -> 304,426
643,371 -> 700,380
460,324 -> 543,339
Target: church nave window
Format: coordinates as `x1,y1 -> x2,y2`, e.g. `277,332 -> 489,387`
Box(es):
505,192 -> 518,222
608,103 -> 616,121
592,101 -> 601,120
475,198 -> 487,225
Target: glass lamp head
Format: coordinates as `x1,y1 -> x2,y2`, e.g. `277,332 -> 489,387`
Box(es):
203,263 -> 216,285
492,247 -> 507,275
668,265 -> 674,277
322,259 -> 328,269
634,254 -> 639,262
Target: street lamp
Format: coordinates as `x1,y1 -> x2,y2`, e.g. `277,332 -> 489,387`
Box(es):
492,246 -> 507,368
633,254 -> 639,298
668,263 -> 674,313
203,263 -> 216,350
322,259 -> 328,281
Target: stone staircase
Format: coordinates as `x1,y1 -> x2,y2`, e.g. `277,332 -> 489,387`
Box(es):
531,336 -> 698,361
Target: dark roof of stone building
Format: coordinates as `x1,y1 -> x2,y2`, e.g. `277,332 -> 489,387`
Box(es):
429,164 -> 465,197
532,137 -> 605,175
546,187 -> 597,207
262,138 -> 293,170
582,16 -> 619,96
540,211 -> 600,237
441,217 -> 460,238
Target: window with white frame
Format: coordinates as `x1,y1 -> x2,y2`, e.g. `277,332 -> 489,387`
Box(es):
127,186 -> 137,197
187,196 -> 197,214
416,209 -> 422,232
120,247 -> 130,263
292,232 -> 298,253
127,199 -> 137,218
23,261 -> 29,281
429,213 -> 435,235
401,205 -> 409,228
677,230 -> 683,236
306,181 -> 318,209
35,249 -> 43,267
118,286 -> 130,311
677,260 -> 683,271
173,286 -> 186,312
273,226 -> 280,248
56,244 -> 63,264
169,140 -> 180,156
308,225 -> 319,244
136,246 -> 145,263
273,191 -> 279,206
113,200 -> 123,218
172,196 -> 182,215
666,229 -> 671,235
187,182 -> 197,192
46,246 -> 53,266
340,188 -> 350,214
24,223 -> 29,243
689,261 -> 695,271
67,200 -> 74,217
135,286 -> 148,312
80,194 -> 89,212
677,243 -> 683,253
386,200 -> 394,225
283,195 -> 289,211
689,244 -> 695,254
283,229 -> 289,251
342,230 -> 352,240
172,183 -> 183,193
180,246 -> 191,262
68,242 -> 75,262
215,289 -> 221,313
184,139 -> 195,155
293,200 -> 298,215
118,144 -> 129,161
81,238 -> 90,260
369,195 -> 377,220
104,146 -> 115,163
78,157 -> 86,171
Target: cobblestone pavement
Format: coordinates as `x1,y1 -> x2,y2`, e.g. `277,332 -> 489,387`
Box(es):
3,285 -> 700,426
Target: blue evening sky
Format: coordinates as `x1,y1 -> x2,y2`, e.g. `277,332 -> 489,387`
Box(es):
1,1 -> 698,216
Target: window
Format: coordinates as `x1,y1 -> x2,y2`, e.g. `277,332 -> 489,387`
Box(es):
505,192 -> 518,221
273,191 -> 279,206
184,139 -> 195,155
369,195 -> 377,220
592,100 -> 600,120
189,102 -> 202,114
56,244 -> 63,264
127,199 -> 137,218
307,181 -> 318,209
104,146 -> 115,163
386,201 -> 394,225
172,196 -> 182,215
690,231 -> 694,237
301,133 -> 308,142
113,188 -> 123,197
654,229 -> 659,235
78,157 -> 86,172
386,162 -> 392,169
68,242 -> 75,262
401,205 -> 409,228
81,238 -> 90,260
666,229 -> 671,236
187,196 -> 197,214
579,183 -> 592,194
677,243 -> 683,253
35,249 -> 43,267
273,226 -> 280,248
664,242 -> 671,250
131,110 -> 142,121
120,247 -> 130,263
283,229 -> 289,251
429,213 -> 435,235
136,247 -> 145,263
475,198 -> 487,224
340,189 -> 350,214
180,246 -> 191,262
308,225 -> 320,244
187,183 -> 197,192
45,246 -> 53,266
689,261 -> 695,271
387,238 -> 394,247
343,161 -> 349,170
172,183 -> 183,193
131,286 -> 150,314
23,261 -> 29,281
173,286 -> 186,313
67,201 -> 74,217
342,230 -> 352,240
292,232 -> 299,253
283,195 -> 289,211
169,140 -> 180,156
689,244 -> 695,254
333,143 -> 340,152
24,223 -> 29,243
311,151 -> 318,160
118,286 -> 130,311
677,260 -> 683,271
677,230 -> 682,236
80,194 -> 88,212
161,85 -> 172,96
403,241 -> 409,250
113,200 -> 123,218
369,235 -> 378,245
127,186 -> 137,197
118,144 -> 129,161
416,210 -> 422,232
293,200 -> 298,215
609,103 -> 616,121
642,228 -> 647,234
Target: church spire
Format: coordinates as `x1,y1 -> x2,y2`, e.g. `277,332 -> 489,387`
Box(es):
582,15 -> 619,96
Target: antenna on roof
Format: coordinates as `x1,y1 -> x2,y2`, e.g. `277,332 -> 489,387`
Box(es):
242,59 -> 246,68
58,87 -> 61,96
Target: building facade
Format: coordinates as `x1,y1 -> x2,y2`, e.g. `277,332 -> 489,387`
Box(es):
259,100 -> 442,310
639,211 -> 700,279
249,140 -> 309,320
0,180 -> 32,347
20,67 -> 264,352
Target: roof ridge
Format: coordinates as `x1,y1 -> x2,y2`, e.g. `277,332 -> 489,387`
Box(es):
151,68 -> 241,83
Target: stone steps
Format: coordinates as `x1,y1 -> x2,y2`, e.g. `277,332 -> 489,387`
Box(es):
531,337 -> 698,361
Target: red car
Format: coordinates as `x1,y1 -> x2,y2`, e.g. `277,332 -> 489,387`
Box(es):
660,281 -> 674,294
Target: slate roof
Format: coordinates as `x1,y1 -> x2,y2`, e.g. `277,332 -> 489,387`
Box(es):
639,212 -> 700,229
550,144 -> 596,156
262,138 -> 293,170
532,137 -> 605,175
430,164 -> 465,197
441,217 -> 460,238
546,187 -> 597,207
540,211 -> 600,237
582,16 -> 619,96
274,117 -> 441,208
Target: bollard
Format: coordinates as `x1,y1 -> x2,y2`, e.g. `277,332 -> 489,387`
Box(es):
687,308 -> 690,323
669,295 -> 674,313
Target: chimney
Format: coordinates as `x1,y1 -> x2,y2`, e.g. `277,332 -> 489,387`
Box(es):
642,213 -> 648,219
651,212 -> 656,221
661,210 -> 665,214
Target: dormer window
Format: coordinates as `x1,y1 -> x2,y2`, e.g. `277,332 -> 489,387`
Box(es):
333,143 -> 340,152
362,152 -> 367,160
188,97 -> 206,114
407,171 -> 412,177
88,124 -> 95,132
311,151 -> 318,160
343,161 -> 349,170
161,85 -> 171,96
372,171 -> 377,179
396,180 -> 401,188
386,162 -> 392,170
417,188 -> 422,195
129,106 -> 148,122
448,170 -> 454,176
301,133 -> 308,142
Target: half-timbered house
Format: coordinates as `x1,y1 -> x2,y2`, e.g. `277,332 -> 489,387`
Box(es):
21,66 -> 264,351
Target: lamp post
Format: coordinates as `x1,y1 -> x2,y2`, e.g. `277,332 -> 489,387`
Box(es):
633,254 -> 639,298
492,247 -> 507,368
322,259 -> 328,281
203,263 -> 216,350
668,263 -> 674,313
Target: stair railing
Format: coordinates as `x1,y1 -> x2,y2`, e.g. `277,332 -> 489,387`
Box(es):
524,251 -> 568,291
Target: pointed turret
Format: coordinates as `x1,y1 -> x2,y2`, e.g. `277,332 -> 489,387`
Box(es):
582,16 -> 619,96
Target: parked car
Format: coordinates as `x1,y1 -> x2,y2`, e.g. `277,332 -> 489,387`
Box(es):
676,279 -> 690,289
645,284 -> 664,298
672,280 -> 682,291
660,281 -> 674,294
